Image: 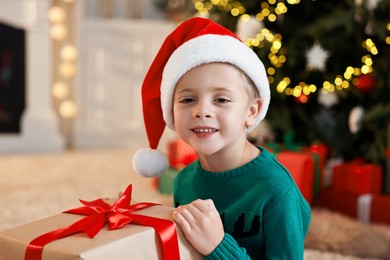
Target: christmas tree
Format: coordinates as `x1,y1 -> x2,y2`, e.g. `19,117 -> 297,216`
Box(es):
155,0 -> 390,190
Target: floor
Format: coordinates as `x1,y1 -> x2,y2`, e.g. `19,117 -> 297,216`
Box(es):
1,147 -> 389,259
0,148 -> 173,231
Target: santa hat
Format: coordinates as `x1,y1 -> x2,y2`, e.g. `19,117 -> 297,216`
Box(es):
132,17 -> 270,178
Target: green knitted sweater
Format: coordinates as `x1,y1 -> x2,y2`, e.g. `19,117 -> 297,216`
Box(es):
173,146 -> 311,259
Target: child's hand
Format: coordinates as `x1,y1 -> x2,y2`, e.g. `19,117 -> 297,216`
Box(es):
172,199 -> 224,256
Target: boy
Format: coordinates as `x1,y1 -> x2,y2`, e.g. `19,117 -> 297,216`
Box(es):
133,17 -> 311,259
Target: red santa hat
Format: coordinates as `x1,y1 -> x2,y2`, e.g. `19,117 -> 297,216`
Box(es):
132,17 -> 270,178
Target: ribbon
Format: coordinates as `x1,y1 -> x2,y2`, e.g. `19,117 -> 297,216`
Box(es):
357,194 -> 373,224
25,184 -> 180,260
266,132 -> 302,156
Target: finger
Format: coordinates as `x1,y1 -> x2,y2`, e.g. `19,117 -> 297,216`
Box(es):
172,210 -> 192,233
191,199 -> 211,212
205,199 -> 217,210
192,199 -> 217,213
182,203 -> 206,219
176,205 -> 198,223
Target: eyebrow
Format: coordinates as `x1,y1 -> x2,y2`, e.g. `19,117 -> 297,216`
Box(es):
175,86 -> 238,95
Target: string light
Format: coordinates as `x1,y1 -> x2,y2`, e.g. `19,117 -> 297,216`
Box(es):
49,1 -> 78,121
193,0 -> 383,99
287,0 -> 300,4
50,24 -> 67,41
48,6 -> 66,23
52,81 -> 69,99
60,44 -> 78,62
59,62 -> 76,78
59,100 -> 78,119
193,0 -> 246,16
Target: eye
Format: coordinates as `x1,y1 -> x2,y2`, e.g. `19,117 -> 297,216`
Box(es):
215,97 -> 231,103
178,97 -> 195,104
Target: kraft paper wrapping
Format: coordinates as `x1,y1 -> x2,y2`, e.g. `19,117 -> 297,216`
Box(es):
0,202 -> 202,260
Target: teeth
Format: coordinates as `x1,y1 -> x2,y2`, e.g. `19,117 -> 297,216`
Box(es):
193,128 -> 216,133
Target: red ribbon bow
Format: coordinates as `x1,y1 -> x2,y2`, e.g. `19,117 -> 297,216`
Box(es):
25,184 -> 180,260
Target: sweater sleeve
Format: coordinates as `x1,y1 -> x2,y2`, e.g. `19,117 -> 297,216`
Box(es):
263,188 -> 311,260
205,233 -> 251,260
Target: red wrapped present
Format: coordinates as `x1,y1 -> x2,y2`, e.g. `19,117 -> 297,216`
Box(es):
317,189 -> 390,226
305,143 -> 329,188
266,142 -> 322,205
277,151 -> 315,206
385,147 -> 390,193
167,138 -> 197,170
317,189 -> 358,219
332,161 -> 383,195
0,185 -> 202,260
370,194 -> 390,225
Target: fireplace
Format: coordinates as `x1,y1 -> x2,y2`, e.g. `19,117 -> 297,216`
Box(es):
0,23 -> 25,133
0,0 -> 64,153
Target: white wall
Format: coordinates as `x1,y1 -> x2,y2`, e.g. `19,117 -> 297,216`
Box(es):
85,0 -> 165,20
74,1 -> 175,149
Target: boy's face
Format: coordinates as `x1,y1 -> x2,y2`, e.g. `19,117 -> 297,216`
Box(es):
172,63 -> 261,157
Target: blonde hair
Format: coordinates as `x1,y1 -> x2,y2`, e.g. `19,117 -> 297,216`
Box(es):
229,63 -> 260,100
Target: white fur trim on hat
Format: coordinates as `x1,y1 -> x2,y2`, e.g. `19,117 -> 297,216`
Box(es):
161,34 -> 270,132
132,148 -> 169,178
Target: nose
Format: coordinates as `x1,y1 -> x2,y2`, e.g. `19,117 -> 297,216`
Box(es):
193,101 -> 212,118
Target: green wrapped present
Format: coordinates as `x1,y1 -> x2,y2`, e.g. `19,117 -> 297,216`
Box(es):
159,168 -> 179,194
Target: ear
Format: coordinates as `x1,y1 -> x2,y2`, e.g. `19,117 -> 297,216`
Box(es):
245,98 -> 262,128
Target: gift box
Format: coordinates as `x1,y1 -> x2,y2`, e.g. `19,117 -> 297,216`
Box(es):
276,150 -> 316,206
370,194 -> 390,225
158,168 -> 179,195
317,189 -> 390,225
332,161 -> 383,195
317,189 -> 359,219
265,141 -> 323,205
0,185 -> 202,260
167,138 -> 197,170
385,147 -> 390,193
304,143 -> 328,189
154,138 -> 197,195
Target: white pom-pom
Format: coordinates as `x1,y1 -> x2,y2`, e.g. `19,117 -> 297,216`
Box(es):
132,148 -> 169,178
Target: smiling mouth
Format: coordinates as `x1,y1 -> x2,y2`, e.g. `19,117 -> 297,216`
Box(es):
191,128 -> 218,133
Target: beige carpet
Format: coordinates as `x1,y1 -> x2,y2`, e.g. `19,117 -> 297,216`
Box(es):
1,148 -> 389,259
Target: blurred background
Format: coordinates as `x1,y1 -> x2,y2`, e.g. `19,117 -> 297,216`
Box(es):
0,1 -> 390,259
0,0 -> 389,170
0,1 -> 388,157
